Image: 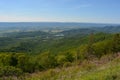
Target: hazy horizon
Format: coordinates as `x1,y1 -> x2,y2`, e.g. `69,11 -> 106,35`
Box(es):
0,22 -> 120,24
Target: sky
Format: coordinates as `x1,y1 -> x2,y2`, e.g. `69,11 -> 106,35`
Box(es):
0,0 -> 120,23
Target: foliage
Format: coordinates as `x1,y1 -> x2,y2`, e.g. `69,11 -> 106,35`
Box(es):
0,66 -> 23,77
0,32 -> 120,79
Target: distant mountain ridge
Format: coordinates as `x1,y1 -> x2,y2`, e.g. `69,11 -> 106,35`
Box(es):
93,26 -> 120,33
1,25 -> 120,38
59,26 -> 120,37
0,22 -> 119,32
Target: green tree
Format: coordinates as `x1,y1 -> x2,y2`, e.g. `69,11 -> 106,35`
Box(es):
65,52 -> 74,62
17,54 -> 29,72
56,55 -> 67,66
86,33 -> 95,58
112,34 -> 120,53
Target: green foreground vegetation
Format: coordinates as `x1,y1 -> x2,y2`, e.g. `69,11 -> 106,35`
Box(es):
0,31 -> 120,80
26,56 -> 120,80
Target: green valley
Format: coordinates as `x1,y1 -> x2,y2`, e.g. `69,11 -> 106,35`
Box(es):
0,25 -> 120,80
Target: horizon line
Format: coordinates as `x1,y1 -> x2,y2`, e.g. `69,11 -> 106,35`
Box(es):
0,21 -> 120,25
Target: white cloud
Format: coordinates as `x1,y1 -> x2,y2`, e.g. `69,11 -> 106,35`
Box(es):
0,15 -> 47,22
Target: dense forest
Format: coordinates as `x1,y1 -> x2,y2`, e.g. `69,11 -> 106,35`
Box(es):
0,26 -> 120,80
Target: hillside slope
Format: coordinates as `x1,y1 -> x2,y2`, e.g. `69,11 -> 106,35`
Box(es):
26,55 -> 120,80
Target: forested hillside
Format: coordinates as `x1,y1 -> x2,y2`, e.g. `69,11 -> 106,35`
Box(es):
0,26 -> 120,80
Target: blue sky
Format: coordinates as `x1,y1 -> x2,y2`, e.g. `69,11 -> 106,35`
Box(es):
0,0 -> 120,23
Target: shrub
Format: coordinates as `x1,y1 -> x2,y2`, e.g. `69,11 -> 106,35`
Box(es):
0,66 -> 23,77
